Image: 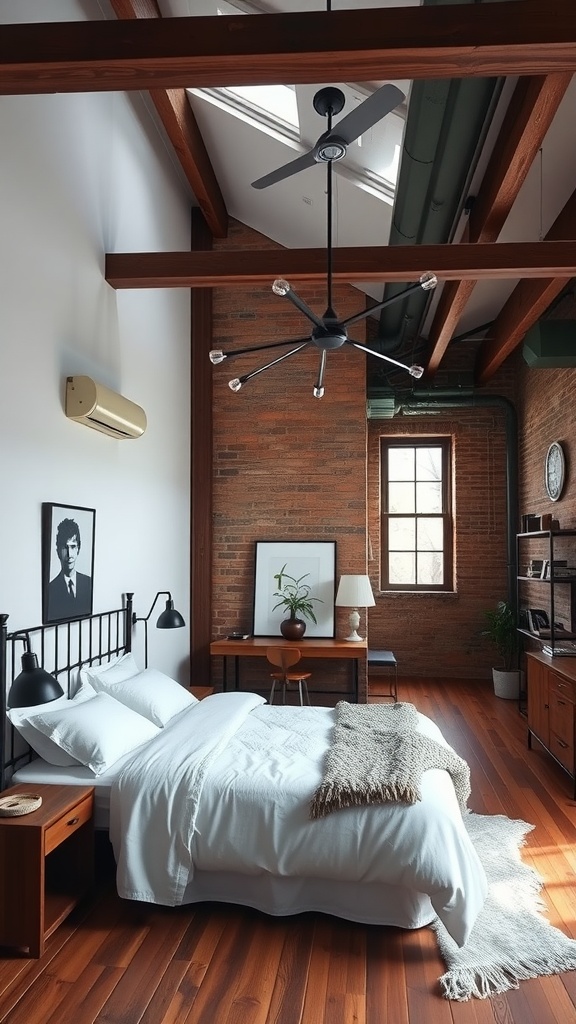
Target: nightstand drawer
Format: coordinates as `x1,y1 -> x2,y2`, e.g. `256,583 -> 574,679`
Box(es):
45,792 -> 93,855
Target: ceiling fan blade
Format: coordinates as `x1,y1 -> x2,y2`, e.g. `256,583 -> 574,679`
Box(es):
251,150 -> 317,190
331,83 -> 405,147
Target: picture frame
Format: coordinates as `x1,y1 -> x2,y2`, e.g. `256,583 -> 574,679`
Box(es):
42,503 -> 96,624
252,540 -> 336,638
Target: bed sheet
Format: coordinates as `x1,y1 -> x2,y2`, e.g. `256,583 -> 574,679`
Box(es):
110,692 -> 487,945
12,756 -> 126,829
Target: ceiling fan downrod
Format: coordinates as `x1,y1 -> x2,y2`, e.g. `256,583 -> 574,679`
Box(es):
210,81 -> 439,396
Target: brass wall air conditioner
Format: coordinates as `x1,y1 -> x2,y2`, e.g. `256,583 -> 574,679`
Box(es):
65,376 -> 147,439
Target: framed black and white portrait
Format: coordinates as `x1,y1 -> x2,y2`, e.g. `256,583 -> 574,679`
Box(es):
42,503 -> 96,624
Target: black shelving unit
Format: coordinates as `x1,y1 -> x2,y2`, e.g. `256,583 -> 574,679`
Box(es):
516,528 -> 576,653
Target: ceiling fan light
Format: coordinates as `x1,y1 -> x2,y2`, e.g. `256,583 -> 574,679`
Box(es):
272,279 -> 290,296
409,365 -> 425,379
228,378 -> 243,392
313,386 -> 325,399
419,272 -> 438,291
209,350 -> 226,364
317,139 -> 347,163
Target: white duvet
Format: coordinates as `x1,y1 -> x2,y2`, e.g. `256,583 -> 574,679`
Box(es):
109,691 -> 487,946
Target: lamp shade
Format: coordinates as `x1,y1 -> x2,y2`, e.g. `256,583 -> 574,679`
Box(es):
157,598 -> 185,630
335,575 -> 375,608
8,652 -> 64,709
132,591 -> 186,668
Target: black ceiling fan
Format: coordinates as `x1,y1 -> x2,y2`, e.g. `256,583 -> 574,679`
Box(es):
209,84 -> 437,398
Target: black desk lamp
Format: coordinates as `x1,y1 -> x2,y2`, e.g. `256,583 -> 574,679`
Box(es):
132,592 -> 185,668
8,632 -> 64,709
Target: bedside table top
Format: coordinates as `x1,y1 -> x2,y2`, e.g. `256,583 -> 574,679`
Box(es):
0,783 -> 94,829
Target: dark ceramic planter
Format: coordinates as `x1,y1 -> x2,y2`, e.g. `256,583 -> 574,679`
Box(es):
280,617 -> 307,640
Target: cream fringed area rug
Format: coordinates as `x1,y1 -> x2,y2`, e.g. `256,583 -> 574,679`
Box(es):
434,812 -> 576,1000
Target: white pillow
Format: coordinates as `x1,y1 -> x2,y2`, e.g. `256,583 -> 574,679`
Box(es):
82,652 -> 140,689
8,681 -> 97,767
89,668 -> 198,727
26,692 -> 160,775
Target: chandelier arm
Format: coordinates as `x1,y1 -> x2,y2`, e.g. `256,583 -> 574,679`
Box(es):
229,342 -> 309,389
211,337 -> 311,363
278,284 -> 325,330
341,280 -> 427,329
313,350 -> 328,399
345,339 -> 424,378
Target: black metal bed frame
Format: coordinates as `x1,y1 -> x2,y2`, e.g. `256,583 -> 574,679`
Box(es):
0,593 -> 134,791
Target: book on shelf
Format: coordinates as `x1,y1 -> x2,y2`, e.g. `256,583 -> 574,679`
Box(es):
535,627 -> 573,639
542,642 -> 576,657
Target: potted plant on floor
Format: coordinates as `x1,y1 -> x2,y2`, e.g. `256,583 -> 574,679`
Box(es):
272,564 -> 323,640
481,599 -> 521,699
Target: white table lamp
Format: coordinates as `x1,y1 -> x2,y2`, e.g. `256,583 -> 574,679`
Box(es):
335,574 -> 375,642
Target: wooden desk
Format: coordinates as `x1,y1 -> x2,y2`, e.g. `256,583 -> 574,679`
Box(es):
210,637 -> 367,702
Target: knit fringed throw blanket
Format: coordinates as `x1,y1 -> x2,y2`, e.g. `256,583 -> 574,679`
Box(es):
309,701 -> 471,819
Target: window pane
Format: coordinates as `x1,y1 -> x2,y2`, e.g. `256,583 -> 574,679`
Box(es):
389,552 -> 415,584
416,447 -> 442,481
381,436 -> 451,592
417,518 -> 444,551
389,482 -> 415,513
388,447 -> 414,481
389,517 -> 415,550
416,481 -> 442,513
417,552 -> 444,585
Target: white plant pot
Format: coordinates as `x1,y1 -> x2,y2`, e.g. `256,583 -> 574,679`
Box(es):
492,668 -> 520,700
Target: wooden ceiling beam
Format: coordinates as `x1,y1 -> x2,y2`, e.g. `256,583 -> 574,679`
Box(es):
2,3 -> 576,95
475,188 -> 576,384
105,241 -> 576,289
108,0 -> 227,239
425,72 -> 573,376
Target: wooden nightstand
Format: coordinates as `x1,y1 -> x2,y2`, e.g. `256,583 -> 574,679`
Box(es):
0,783 -> 95,957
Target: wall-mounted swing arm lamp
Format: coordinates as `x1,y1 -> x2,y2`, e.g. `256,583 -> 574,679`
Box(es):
335,575 -> 376,642
8,632 -> 64,709
132,591 -> 186,668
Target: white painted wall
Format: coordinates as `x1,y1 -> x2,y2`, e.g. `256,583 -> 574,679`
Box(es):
0,5 -> 193,680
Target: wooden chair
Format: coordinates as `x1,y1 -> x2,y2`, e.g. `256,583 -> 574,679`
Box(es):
267,647 -> 311,706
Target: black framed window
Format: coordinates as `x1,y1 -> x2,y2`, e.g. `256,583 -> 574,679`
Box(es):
380,438 -> 453,591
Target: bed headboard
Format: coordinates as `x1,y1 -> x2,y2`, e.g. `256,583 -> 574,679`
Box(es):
0,593 -> 134,790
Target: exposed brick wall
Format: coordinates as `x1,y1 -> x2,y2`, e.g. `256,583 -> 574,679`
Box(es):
516,292 -> 576,648
211,220 -> 368,698
367,403 -> 511,679
209,220 -> 576,688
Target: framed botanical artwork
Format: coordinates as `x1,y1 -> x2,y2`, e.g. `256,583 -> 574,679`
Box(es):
253,540 -> 336,638
42,503 -> 96,624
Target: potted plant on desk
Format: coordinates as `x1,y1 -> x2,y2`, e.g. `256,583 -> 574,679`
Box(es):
481,600 -> 521,699
272,564 -> 323,640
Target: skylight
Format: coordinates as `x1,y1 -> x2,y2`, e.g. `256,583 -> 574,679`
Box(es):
223,85 -> 298,129
189,0 -> 404,201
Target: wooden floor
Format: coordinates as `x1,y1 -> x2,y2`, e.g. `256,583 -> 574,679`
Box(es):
2,678 -> 576,1023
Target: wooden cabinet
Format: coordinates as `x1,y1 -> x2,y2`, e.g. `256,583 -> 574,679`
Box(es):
527,651 -> 576,795
527,654 -> 550,748
0,783 -> 94,957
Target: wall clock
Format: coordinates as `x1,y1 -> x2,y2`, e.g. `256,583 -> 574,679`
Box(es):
545,441 -> 566,502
